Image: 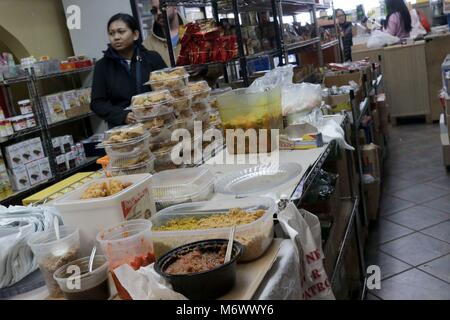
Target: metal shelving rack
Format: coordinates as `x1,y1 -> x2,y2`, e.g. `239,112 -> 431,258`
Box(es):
158,0 -> 341,85
0,66 -> 99,205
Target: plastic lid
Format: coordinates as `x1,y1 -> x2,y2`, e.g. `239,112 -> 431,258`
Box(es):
147,67 -> 189,85
104,124 -> 148,145
152,167 -> 215,201
188,81 -> 211,94
131,90 -> 172,107
108,154 -> 155,171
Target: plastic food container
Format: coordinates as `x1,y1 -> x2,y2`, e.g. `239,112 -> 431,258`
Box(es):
102,125 -> 150,160
130,90 -> 174,119
148,126 -> 175,152
27,226 -> 81,298
54,174 -> 156,255
191,100 -> 211,113
53,255 -> 110,300
154,239 -> 243,300
153,144 -> 185,172
188,81 -> 211,103
107,156 -> 155,177
152,167 -> 215,211
173,117 -> 195,136
147,67 -> 189,92
216,87 -> 282,154
169,90 -> 192,111
138,111 -> 176,131
150,197 -> 276,261
96,219 -> 155,300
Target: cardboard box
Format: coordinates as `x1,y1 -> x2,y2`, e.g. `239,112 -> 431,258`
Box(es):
4,143 -> 24,169
9,165 -> 30,191
43,94 -> 67,124
29,137 -> 45,161
62,90 -> 80,111
364,180 -> 381,222
52,137 -> 64,156
19,141 -> 34,164
38,157 -> 52,181
362,143 -> 381,180
376,94 -> 389,136
324,72 -> 364,111
26,161 -> 42,185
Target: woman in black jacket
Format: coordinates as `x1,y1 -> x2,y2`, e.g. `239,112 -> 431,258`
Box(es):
91,13 -> 167,128
335,9 -> 353,62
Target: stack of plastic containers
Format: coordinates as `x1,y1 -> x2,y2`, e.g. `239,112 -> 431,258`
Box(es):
145,67 -> 193,172
101,124 -> 154,176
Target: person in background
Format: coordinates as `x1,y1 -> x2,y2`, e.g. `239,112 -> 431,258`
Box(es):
336,9 -> 353,62
144,0 -> 185,67
91,13 -> 166,128
383,0 -> 412,40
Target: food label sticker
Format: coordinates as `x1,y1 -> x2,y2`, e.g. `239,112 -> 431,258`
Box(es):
121,187 -> 152,220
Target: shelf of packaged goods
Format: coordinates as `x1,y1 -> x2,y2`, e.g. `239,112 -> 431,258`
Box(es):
0,75 -> 30,86
0,157 -> 100,206
34,66 -> 94,81
56,157 -> 101,180
321,39 -> 339,50
47,113 -> 94,129
0,126 -> 42,144
0,178 -> 55,206
284,38 -> 321,52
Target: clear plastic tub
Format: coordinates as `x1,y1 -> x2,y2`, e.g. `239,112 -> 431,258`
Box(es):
150,197 -> 276,261
148,126 -> 177,152
169,90 -> 192,111
188,81 -> 211,103
96,219 -> 154,300
152,167 -> 215,211
154,144 -> 184,172
129,91 -> 174,119
147,67 -> 189,92
138,111 -> 176,131
27,226 -> 81,298
53,255 -> 110,300
170,87 -> 191,99
108,149 -> 152,168
191,100 -> 212,113
175,107 -> 194,119
216,87 -> 283,130
173,116 -> 195,136
107,156 -> 155,176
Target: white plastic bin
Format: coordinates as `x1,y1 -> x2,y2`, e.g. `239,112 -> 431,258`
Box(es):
54,174 -> 156,255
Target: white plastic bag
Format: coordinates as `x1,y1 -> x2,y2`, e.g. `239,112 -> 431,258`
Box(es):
410,9 -> 427,39
367,30 -> 400,49
249,65 -> 294,92
282,83 -> 322,116
278,203 -> 335,300
113,263 -> 188,300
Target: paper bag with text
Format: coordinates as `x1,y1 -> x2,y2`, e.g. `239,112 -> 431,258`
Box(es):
278,203 -> 335,300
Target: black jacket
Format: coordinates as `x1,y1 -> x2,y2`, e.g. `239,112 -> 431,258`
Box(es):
340,22 -> 353,62
90,43 -> 167,127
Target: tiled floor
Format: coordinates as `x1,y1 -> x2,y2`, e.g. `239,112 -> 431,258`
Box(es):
365,123 -> 450,300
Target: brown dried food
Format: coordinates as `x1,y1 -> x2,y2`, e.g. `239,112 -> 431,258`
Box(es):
81,179 -> 133,199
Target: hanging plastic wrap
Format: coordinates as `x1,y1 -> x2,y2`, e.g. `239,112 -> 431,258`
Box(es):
282,83 -> 322,116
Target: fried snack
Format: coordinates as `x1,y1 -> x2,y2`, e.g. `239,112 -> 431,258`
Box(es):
188,81 -> 211,102
81,179 -> 132,199
149,67 -> 188,91
106,125 -> 145,143
132,91 -> 171,107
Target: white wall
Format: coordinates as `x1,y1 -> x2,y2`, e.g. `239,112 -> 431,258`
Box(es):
61,0 -> 133,60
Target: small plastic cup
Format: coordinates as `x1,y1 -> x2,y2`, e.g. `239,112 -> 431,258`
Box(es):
96,220 -> 154,300
28,226 -> 80,298
53,255 -> 110,300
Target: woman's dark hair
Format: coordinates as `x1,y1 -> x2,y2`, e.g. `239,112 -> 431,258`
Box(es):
385,0 -> 412,33
107,13 -> 139,33
335,9 -> 347,23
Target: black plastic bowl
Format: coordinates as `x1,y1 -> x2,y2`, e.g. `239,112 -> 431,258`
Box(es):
154,239 -> 243,300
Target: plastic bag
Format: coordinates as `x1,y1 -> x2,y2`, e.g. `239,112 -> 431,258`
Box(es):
410,9 -> 428,39
367,30 -> 400,49
282,83 -> 322,116
317,117 -> 355,150
249,65 -> 294,92
113,263 -> 188,300
278,203 -> 335,300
